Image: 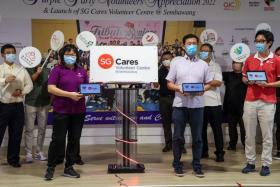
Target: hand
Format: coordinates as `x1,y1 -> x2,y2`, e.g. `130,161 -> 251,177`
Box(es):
195,92 -> 204,96
256,81 -> 270,87
5,75 -> 16,83
247,81 -> 255,85
69,92 -> 84,101
12,89 -> 22,98
178,84 -> 190,96
36,67 -> 42,74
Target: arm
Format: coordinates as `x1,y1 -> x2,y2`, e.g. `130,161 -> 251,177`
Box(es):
31,67 -> 42,82
48,85 -> 83,101
210,63 -> 222,87
167,81 -> 181,92
21,68 -> 33,95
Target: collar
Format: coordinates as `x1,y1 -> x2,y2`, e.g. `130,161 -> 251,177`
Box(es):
184,54 -> 198,62
254,51 -> 274,62
3,62 -> 15,69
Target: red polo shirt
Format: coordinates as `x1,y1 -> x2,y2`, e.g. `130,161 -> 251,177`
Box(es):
242,52 -> 280,104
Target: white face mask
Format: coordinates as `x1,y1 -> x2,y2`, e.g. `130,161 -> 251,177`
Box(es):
162,60 -> 171,67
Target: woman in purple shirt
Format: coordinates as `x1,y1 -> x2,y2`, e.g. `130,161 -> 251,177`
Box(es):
44,44 -> 88,181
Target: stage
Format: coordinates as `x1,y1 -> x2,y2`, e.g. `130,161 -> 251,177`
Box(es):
0,144 -> 279,187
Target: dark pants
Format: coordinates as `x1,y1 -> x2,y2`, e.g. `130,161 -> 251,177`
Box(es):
0,102 -> 24,164
275,101 -> 280,151
202,106 -> 224,155
172,107 -> 203,170
47,112 -> 85,168
228,113 -> 245,148
159,95 -> 173,147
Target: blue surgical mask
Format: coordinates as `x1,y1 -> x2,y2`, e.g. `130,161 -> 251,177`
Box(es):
255,43 -> 266,53
199,51 -> 209,60
64,55 -> 76,65
5,54 -> 16,63
185,44 -> 197,56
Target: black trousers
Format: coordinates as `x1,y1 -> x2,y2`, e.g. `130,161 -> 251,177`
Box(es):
202,105 -> 224,155
228,113 -> 245,148
159,95 -> 174,147
0,102 -> 24,164
275,101 -> 280,151
47,112 -> 85,168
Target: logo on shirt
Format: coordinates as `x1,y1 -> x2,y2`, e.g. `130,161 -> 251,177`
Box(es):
98,54 -> 114,69
77,72 -> 83,77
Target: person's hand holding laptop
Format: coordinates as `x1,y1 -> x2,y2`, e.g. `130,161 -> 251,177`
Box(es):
246,71 -> 268,87
180,83 -> 204,96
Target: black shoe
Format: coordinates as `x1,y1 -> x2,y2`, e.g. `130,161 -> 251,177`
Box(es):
215,154 -> 224,162
9,163 -> 21,168
227,146 -> 236,151
44,167 -> 55,181
63,166 -> 80,178
56,160 -> 64,165
242,163 -> 255,174
182,147 -> 187,154
174,167 -> 184,177
162,145 -> 172,152
193,168 -> 205,178
201,152 -> 209,159
75,160 -> 85,165
273,151 -> 280,160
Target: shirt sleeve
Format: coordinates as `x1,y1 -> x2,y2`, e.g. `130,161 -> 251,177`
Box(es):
204,65 -> 214,83
0,65 -> 6,87
165,59 -> 176,83
48,66 -> 60,86
22,68 -> 33,95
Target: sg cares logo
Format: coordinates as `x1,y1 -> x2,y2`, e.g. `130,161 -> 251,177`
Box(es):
98,54 -> 114,69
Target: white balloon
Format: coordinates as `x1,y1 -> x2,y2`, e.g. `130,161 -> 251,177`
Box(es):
230,43 -> 250,63
200,29 -> 218,46
76,31 -> 96,51
142,32 -> 159,46
50,30 -> 64,51
19,46 -> 42,68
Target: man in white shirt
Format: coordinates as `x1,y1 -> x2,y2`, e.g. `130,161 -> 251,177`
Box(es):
0,44 -> 33,167
199,43 -> 225,162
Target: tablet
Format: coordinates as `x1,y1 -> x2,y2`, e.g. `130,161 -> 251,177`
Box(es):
246,71 -> 267,82
79,84 -> 101,95
182,83 -> 204,93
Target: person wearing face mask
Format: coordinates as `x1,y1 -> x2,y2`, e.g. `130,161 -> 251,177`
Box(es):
166,34 -> 213,177
154,51 -> 187,153
241,30 -> 280,176
44,44 -> 88,181
0,44 -> 33,168
199,43 -> 225,162
223,61 -> 246,151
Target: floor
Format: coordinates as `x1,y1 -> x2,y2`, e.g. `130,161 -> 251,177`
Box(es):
0,144 -> 279,187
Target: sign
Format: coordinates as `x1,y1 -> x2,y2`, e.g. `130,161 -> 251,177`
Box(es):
90,46 -> 158,83
50,30 -> 64,51
76,31 -> 96,51
142,32 -> 159,46
200,29 -> 218,45
19,46 -> 42,68
79,20 -> 163,45
230,43 -> 250,63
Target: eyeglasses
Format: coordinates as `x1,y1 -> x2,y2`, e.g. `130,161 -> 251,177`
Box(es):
254,40 -> 267,43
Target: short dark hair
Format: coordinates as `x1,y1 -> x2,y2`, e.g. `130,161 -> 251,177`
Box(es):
59,44 -> 80,67
182,34 -> 199,44
275,46 -> 280,53
161,51 -> 173,57
1,44 -> 16,54
255,30 -> 274,48
200,43 -> 214,52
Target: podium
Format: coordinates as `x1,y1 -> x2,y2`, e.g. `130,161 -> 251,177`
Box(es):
108,88 -> 145,173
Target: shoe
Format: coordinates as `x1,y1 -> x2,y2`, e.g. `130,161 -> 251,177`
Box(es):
75,160 -> 85,165
273,151 -> 280,160
174,167 -> 184,177
242,163 -> 255,174
227,146 -> 236,151
44,167 -> 55,181
182,147 -> 187,154
9,163 -> 21,168
63,166 -> 80,178
259,166 -> 270,176
193,168 -> 205,178
162,145 -> 172,152
201,152 -> 209,159
215,153 -> 224,162
56,160 -> 64,165
35,152 -> 47,161
26,152 -> 33,163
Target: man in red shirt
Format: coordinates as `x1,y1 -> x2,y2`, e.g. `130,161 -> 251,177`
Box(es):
242,30 -> 280,176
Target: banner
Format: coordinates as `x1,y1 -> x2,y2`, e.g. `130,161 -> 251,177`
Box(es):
1,1 -> 280,21
79,20 -> 163,45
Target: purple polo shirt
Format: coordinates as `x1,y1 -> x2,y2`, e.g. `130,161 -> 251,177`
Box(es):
48,65 -> 88,114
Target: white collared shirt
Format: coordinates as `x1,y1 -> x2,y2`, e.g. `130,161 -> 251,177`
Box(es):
0,62 -> 33,103
203,60 -> 223,106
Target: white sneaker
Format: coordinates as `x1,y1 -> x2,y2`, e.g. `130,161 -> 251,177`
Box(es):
26,153 -> 33,163
35,152 -> 47,161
